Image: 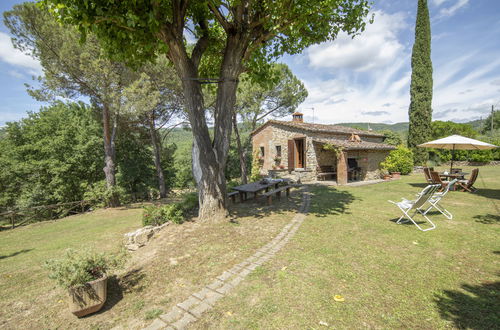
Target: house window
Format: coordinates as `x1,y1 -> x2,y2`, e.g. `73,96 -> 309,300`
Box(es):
260,146 -> 265,157
276,146 -> 282,157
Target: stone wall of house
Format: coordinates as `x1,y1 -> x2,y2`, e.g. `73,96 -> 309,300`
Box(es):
346,150 -> 390,180
252,123 -> 389,182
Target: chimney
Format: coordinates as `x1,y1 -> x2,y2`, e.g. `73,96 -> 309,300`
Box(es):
292,112 -> 303,123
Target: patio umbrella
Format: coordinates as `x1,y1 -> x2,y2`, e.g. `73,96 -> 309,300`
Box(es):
418,134 -> 498,172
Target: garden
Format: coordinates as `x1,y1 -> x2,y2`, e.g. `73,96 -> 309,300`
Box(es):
0,166 -> 498,329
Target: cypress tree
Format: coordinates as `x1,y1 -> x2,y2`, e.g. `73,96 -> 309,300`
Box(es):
408,0 -> 433,165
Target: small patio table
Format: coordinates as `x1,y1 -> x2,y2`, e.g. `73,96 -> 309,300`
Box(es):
232,179 -> 288,202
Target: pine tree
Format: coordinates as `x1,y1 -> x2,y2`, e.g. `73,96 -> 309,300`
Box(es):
408,0 -> 433,165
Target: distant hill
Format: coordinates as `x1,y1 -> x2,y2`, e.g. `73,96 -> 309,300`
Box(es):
337,122 -> 409,133
339,119 -> 484,134
466,119 -> 485,132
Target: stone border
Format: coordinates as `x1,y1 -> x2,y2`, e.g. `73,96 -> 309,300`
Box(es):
144,187 -> 311,330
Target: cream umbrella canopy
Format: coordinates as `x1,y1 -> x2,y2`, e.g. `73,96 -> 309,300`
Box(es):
418,135 -> 498,172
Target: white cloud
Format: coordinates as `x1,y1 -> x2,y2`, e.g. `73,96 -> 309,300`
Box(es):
432,0 -> 450,6
307,11 -> 407,72
0,32 -> 42,75
439,0 -> 469,17
8,70 -> 26,79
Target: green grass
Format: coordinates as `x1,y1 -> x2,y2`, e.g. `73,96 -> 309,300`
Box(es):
196,166 -> 500,329
0,206 -> 142,316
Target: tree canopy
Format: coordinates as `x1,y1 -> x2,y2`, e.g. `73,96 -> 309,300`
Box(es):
40,0 -> 371,221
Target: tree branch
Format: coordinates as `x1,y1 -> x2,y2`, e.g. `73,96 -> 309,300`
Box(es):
191,19 -> 209,68
208,1 -> 230,31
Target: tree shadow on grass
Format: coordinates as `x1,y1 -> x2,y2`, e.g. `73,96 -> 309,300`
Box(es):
434,280 -> 500,329
473,214 -> 500,224
0,248 -> 33,260
307,184 -> 358,217
408,183 -> 429,189
472,189 -> 500,200
91,268 -> 145,316
228,186 -> 305,219
228,184 -> 357,220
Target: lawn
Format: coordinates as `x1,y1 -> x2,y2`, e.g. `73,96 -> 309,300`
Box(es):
0,191 -> 302,329
0,167 -> 498,329
195,166 -> 500,329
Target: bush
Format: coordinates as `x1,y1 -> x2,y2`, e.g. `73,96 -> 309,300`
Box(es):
142,205 -> 168,226
45,249 -> 123,289
83,181 -> 128,208
180,192 -> 198,211
381,146 -> 414,175
141,192 -> 198,226
469,150 -> 493,162
163,203 -> 184,224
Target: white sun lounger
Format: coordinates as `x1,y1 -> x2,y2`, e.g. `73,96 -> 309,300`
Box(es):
388,184 -> 441,231
422,179 -> 457,220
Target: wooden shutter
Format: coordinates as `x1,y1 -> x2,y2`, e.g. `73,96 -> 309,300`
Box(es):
287,139 -> 295,172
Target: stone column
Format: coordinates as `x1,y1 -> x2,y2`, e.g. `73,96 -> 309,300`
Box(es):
337,151 -> 348,185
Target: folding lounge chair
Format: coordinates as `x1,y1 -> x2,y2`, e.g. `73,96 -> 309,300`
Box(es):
388,184 -> 441,231
457,168 -> 478,192
422,179 -> 457,220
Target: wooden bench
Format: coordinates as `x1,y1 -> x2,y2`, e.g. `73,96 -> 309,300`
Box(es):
228,191 -> 239,203
263,185 -> 292,205
317,165 -> 336,181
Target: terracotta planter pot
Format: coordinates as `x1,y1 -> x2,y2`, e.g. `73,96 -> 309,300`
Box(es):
383,175 -> 391,180
391,172 -> 401,179
68,275 -> 107,317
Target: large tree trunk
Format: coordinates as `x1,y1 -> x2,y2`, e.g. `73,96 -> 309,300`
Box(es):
232,112 -> 248,184
148,113 -> 167,198
102,104 -> 119,207
166,33 -> 247,222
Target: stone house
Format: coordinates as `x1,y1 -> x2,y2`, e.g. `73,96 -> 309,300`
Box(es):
251,112 -> 396,184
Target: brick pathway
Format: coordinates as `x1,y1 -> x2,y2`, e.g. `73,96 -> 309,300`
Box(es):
144,187 -> 311,330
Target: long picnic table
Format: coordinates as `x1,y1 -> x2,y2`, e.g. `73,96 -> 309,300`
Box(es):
232,179 -> 289,202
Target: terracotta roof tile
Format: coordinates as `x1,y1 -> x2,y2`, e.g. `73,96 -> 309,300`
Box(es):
251,120 -> 385,137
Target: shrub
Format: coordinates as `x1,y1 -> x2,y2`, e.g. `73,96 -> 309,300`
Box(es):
142,205 -> 168,226
45,249 -> 123,289
381,146 -> 414,175
141,192 -> 198,226
469,150 -> 493,162
83,181 -> 128,208
162,203 -> 184,224
249,149 -> 262,182
180,192 -> 198,211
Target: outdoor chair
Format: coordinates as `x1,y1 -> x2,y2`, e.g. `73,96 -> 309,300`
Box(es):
421,179 -> 457,219
457,168 -> 479,192
388,184 -> 441,231
430,171 -> 447,191
423,167 -> 433,183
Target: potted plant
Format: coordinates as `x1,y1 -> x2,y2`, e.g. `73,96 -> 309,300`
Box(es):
45,249 -> 122,317
390,171 -> 401,179
380,168 -> 391,180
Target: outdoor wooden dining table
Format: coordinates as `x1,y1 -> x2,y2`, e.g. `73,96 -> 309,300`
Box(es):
231,179 -> 287,202
439,172 -> 469,191
439,172 -> 469,180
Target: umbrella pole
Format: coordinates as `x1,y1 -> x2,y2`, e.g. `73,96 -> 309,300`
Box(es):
450,145 -> 455,173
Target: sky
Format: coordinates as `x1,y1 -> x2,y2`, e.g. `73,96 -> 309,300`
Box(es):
0,0 -> 499,126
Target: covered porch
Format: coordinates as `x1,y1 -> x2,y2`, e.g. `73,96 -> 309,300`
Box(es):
313,138 -> 394,185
